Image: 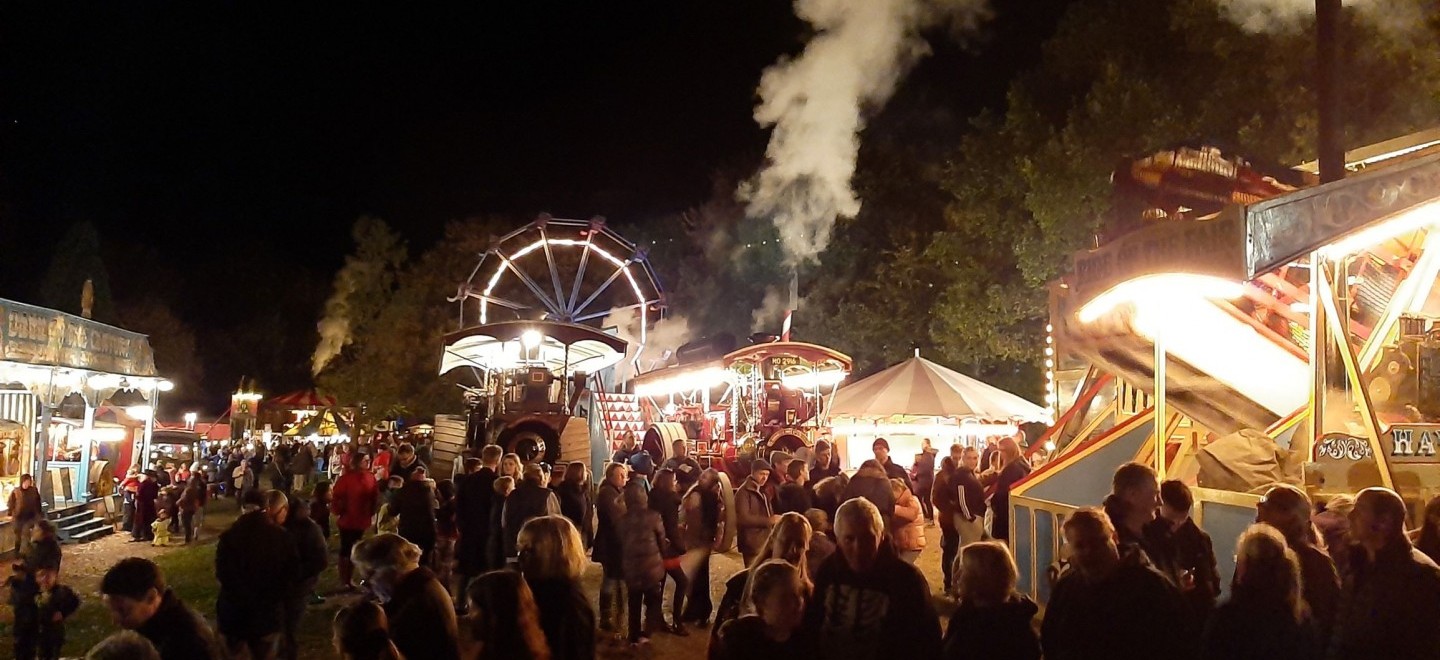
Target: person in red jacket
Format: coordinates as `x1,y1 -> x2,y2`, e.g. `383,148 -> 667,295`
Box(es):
332,453 -> 379,589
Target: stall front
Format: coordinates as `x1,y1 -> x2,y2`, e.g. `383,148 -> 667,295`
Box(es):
828,355 -> 1048,470
0,298 -> 170,511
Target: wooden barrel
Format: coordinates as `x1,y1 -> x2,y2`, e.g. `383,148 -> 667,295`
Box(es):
90,460 -> 115,497
716,469 -> 738,553
641,423 -> 684,466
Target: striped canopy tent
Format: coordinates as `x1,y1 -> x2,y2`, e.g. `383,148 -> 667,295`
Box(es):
830,356 -> 1048,423
267,389 -> 336,409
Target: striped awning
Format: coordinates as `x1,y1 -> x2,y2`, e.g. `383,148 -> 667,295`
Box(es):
0,390 -> 36,428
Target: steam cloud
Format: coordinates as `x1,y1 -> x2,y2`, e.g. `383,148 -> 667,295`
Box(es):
743,0 -> 988,266
602,306 -> 693,383
752,287 -> 792,333
312,283 -> 358,376
1216,0 -> 1395,33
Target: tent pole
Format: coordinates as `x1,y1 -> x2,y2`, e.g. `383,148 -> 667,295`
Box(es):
1154,332 -> 1167,481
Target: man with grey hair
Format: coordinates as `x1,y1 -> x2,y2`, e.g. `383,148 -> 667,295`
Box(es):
803,497 -> 940,660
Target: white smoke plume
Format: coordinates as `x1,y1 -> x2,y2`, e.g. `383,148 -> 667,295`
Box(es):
312,273 -> 359,376
1216,0 -> 1397,34
743,0 -> 988,267
602,306 -> 693,383
751,287 -> 791,333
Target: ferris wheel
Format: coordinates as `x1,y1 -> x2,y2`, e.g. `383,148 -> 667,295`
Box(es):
451,215 -> 665,348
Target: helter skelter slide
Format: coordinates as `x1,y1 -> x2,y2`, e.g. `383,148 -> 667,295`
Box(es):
1008,129 -> 1440,607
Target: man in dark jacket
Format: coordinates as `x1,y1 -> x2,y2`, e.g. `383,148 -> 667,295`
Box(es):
595,462 -> 629,632
215,489 -> 300,660
1041,508 -> 1186,660
870,438 -> 912,492
395,466 -> 439,565
841,460 -> 895,536
390,442 -> 427,482
502,463 -> 562,562
735,459 -> 778,566
809,440 -> 842,482
1328,487 -> 1440,660
281,498 -> 328,660
776,460 -> 813,515
804,497 -> 941,660
7,474 -> 42,555
910,439 -> 937,523
101,557 -> 223,660
1144,480 -> 1219,616
133,472 -> 161,542
456,447 -> 500,580
954,447 -> 988,546
661,438 -> 703,492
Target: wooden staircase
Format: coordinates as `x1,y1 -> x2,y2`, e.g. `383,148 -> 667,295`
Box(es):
51,502 -> 114,545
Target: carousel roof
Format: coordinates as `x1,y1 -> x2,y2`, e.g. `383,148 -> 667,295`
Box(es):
283,408 -> 351,438
829,356 -> 1048,423
439,320 -> 628,375
268,389 -> 337,408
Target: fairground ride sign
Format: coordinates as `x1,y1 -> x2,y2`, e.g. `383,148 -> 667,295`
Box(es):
1316,425 -> 1440,464
1070,209 -> 1248,303
0,299 -> 157,377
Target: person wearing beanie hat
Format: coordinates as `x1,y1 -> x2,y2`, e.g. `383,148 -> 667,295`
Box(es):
871,438 -> 913,492
735,460 -> 778,566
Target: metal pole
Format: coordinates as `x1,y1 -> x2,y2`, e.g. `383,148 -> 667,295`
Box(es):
1154,331 -> 1167,481
78,403 -> 94,500
141,385 -> 158,470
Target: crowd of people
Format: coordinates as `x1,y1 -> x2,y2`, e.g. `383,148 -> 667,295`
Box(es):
11,429 -> 1440,660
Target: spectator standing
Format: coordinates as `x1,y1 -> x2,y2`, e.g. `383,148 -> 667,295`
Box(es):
679,468 -> 725,626
100,558 -> 222,660
649,468 -> 690,635
709,512 -> 813,659
802,509 -> 837,583
390,443 -> 426,482
458,571 -> 550,660
455,446 -> 500,589
177,479 -> 206,544
911,438 -> 937,524
619,481 -> 668,647
503,463 -> 562,565
776,460 -> 813,515
119,467 -> 141,536
1145,480 -> 1221,616
985,438 -> 1030,543
215,490 -> 300,659
841,461 -> 895,534
352,533 -> 460,660
554,461 -> 594,547
311,481 -> 332,540
810,474 -> 849,524
1200,524 -> 1319,660
595,463 -> 629,634
289,442 -> 316,492
487,476 -> 515,569
804,497 -> 940,660
396,466 -> 439,566
517,516 -> 597,660
712,559 -> 817,660
736,459 -> 780,566
133,471 -> 161,542
331,453 -> 379,590
332,601 -> 402,660
890,478 -> 926,563
941,541 -> 1040,660
1101,462 -> 1165,569
434,479 -> 458,590
281,498 -> 329,660
1255,484 -> 1340,638
661,438 -> 703,492
870,438 -> 912,492
1328,487 -> 1440,660
1414,494 -> 1440,565
1312,494 -> 1356,579
931,454 -> 961,592
1040,508 -> 1186,660
809,440 -> 841,482
30,567 -> 80,660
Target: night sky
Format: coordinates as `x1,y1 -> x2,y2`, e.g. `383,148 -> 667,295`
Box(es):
0,1 -> 1069,405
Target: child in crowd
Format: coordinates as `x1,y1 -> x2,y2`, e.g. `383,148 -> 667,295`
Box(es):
151,510 -> 173,546
33,567 -> 80,660
803,509 -> 837,583
375,478 -> 403,536
312,481 -> 333,539
711,559 -> 815,659
619,481 -> 668,647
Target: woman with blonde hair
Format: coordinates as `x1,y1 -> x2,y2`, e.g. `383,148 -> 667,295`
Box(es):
461,570 -> 551,660
890,477 -> 926,564
1255,484 -> 1339,637
499,453 -> 523,481
516,516 -> 595,660
708,512 -> 812,660
1201,524 -> 1318,660
351,533 -> 460,660
941,542 -> 1039,660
